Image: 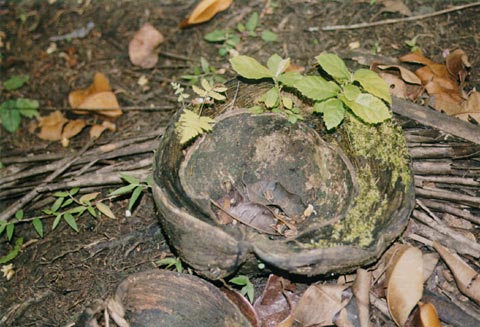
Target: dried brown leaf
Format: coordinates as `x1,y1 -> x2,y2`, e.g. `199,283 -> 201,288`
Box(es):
380,0 -> 412,16
433,241 -> 480,305
76,92 -> 122,118
293,284 -> 351,326
385,244 -> 423,327
180,0 -> 233,28
69,72 -> 111,108
37,111 -> 68,141
89,120 -> 117,140
415,302 -> 442,327
128,23 -> 164,69
446,49 -> 470,86
376,64 -> 421,85
422,252 -> 439,282
399,51 -> 436,66
253,275 -> 297,327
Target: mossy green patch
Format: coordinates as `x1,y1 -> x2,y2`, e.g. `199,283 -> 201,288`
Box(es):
308,114 -> 411,248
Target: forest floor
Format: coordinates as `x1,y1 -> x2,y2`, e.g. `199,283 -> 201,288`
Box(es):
0,1 -> 479,326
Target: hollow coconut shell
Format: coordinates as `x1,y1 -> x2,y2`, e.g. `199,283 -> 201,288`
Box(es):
152,81 -> 415,280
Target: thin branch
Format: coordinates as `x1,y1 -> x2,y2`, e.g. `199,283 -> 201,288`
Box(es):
0,141 -> 93,222
322,2 -> 480,31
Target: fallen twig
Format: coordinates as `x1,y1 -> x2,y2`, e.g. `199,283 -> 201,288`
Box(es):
0,141 -> 93,222
322,2 -> 480,31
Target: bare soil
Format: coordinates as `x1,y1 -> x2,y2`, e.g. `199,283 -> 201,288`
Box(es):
0,1 -> 479,326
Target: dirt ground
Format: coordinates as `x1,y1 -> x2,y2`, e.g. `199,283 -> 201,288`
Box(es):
0,0 -> 479,326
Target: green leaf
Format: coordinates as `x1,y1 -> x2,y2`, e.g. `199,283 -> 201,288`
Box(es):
6,223 -> 14,241
51,197 -> 64,213
293,76 -> 339,101
282,96 -> 293,109
230,275 -> 249,286
261,30 -> 278,42
340,93 -> 391,124
176,109 -> 216,144
0,100 -> 21,132
266,54 -> 290,78
218,47 -> 228,57
204,29 -> 227,42
15,209 -> 24,220
200,57 -> 209,74
313,98 -> 346,130
128,186 -> 144,212
0,237 -> 23,264
32,218 -> 44,238
64,213 -> 79,232
52,214 -> 62,230
4,75 -> 29,90
67,206 -> 87,215
0,221 -> 6,235
109,183 -> 137,196
230,55 -> 273,80
315,52 -> 351,83
87,206 -> 97,218
156,257 -> 177,268
353,68 -> 392,104
79,192 -> 100,204
277,71 -> 303,87
244,284 -> 254,303
262,87 -> 279,108
61,198 -> 74,208
53,191 -> 69,198
121,173 -> 140,185
16,98 -> 39,118
343,84 -> 362,101
249,106 -> 265,114
226,34 -> 241,47
96,202 -> 116,219
245,12 -> 259,32
69,187 -> 80,196
236,22 -> 245,32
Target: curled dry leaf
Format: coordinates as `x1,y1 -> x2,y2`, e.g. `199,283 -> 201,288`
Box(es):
89,120 -> 116,140
399,50 -> 466,114
253,275 -> 298,327
37,110 -> 68,141
293,284 -> 351,326
128,23 -> 164,69
69,72 -> 122,118
69,72 -> 111,108
179,0 -> 233,28
414,302 -> 442,327
76,92 -> 122,118
385,244 -> 423,327
373,63 -> 422,100
433,241 -> 480,305
456,91 -> 480,123
446,49 -> 471,86
61,119 -> 87,147
422,252 -> 439,282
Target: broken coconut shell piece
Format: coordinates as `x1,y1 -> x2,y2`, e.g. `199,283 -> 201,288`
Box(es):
152,82 -> 415,280
76,269 -> 254,327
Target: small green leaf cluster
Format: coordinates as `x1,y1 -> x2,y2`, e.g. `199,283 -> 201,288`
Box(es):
1,75 -> 39,133
176,108 -> 216,145
109,173 -> 151,216
230,52 -> 392,129
204,12 -> 278,57
181,57 -> 226,85
229,275 -> 255,303
155,256 -> 185,273
0,238 -> 23,264
0,174 -> 149,260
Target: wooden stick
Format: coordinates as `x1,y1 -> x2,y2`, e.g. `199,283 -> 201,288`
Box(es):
322,2 -> 480,31
0,141 -> 92,222
420,199 -> 480,225
415,175 -> 480,187
392,97 -> 480,144
416,187 -> 480,208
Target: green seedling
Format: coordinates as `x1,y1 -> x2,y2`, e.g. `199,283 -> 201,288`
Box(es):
229,275 -> 255,303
